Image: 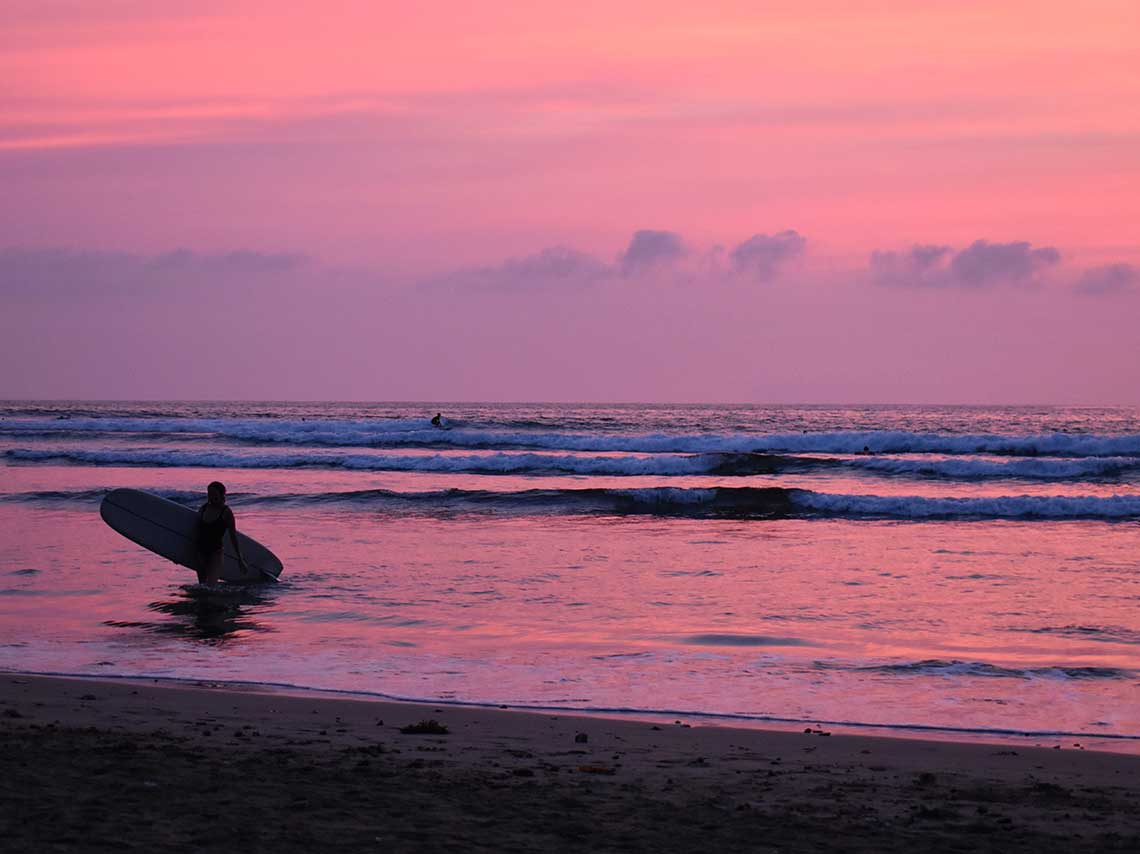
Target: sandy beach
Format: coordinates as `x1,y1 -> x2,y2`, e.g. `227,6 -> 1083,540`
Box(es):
2,674 -> 1137,852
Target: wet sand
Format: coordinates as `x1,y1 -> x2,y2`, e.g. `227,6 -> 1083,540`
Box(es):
2,674 -> 1138,852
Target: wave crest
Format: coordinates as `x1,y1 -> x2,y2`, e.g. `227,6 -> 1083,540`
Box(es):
8,485 -> 1138,521
3,417 -> 1139,457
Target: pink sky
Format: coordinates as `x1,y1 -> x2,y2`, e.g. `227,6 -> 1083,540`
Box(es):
2,1 -> 1138,403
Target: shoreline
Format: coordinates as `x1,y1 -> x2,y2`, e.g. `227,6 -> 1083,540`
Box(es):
3,673 -> 1139,852
6,668 -> 1138,756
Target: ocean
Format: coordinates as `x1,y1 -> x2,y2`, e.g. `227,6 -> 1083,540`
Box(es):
1,401 -> 1138,752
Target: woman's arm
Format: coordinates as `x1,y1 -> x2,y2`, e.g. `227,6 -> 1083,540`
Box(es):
226,509 -> 249,572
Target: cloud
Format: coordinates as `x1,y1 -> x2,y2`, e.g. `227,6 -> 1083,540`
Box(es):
949,240 -> 1060,287
869,244 -> 952,287
729,230 -> 805,280
1074,263 -> 1138,296
0,246 -> 309,298
147,249 -> 308,274
496,246 -> 609,282
870,239 -> 1060,288
619,230 -> 686,276
437,245 -> 610,289
0,248 -> 136,293
436,227 -> 808,289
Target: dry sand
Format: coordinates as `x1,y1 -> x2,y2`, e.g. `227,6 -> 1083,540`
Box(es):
2,674 -> 1138,852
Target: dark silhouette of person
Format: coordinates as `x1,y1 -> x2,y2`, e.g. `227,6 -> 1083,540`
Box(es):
196,481 -> 248,584
431,413 -> 442,427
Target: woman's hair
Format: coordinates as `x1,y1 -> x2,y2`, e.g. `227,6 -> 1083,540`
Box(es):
207,481 -> 226,496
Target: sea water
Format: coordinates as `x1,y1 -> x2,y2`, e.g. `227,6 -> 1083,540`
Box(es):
1,402 -> 1138,751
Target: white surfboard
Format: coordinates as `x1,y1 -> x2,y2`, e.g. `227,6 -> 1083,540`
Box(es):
100,488 -> 283,582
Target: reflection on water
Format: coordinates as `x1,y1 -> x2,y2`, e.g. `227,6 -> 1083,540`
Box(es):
105,584 -> 278,643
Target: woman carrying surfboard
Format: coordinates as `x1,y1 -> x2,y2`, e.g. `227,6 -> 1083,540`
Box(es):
197,481 -> 248,584
100,487 -> 283,582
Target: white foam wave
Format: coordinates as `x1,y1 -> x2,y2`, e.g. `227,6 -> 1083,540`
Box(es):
3,417 -> 1139,457
849,456 -> 1139,480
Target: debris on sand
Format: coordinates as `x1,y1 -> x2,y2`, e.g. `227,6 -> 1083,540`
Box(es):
399,719 -> 449,735
577,764 -> 616,775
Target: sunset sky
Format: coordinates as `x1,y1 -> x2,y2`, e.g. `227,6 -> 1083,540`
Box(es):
2,1 -> 1138,403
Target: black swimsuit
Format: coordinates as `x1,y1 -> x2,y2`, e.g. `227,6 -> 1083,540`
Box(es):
197,505 -> 233,554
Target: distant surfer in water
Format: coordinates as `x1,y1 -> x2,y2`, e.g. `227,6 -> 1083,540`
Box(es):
196,481 -> 248,584
431,413 -> 442,427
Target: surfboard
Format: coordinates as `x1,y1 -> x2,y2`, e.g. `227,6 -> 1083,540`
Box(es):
100,488 -> 283,582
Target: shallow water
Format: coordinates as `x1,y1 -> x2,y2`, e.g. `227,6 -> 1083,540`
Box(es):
1,402 -> 1138,751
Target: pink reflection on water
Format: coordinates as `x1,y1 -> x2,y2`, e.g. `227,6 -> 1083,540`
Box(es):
1,462 -> 1139,752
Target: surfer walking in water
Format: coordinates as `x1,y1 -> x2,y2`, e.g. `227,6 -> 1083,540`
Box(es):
196,481 -> 248,584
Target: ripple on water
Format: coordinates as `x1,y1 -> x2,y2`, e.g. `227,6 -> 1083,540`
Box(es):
1013,624 -> 1140,646
682,634 -> 811,647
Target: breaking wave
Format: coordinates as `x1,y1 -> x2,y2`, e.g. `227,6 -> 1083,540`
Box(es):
846,455 -> 1140,480
9,445 -> 1140,486
2,417 -> 1139,457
